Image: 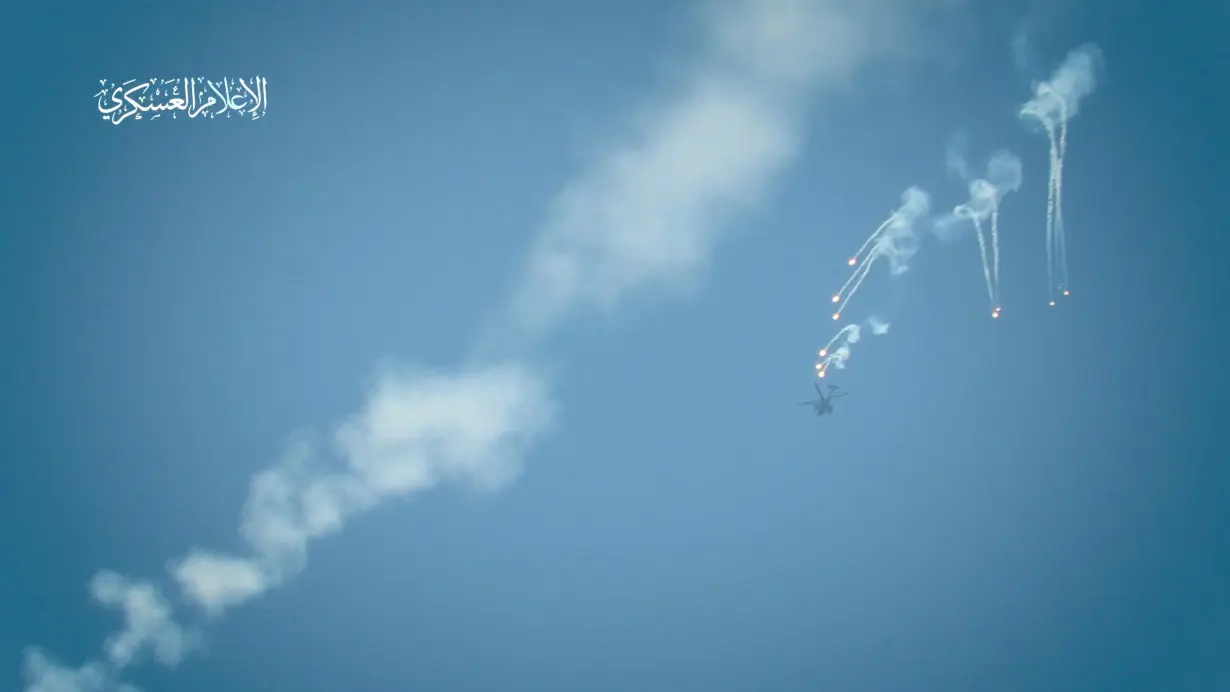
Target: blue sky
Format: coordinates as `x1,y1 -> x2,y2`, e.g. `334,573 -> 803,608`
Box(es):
2,1 -> 1229,690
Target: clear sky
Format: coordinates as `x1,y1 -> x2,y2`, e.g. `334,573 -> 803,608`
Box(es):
3,1 -> 1229,690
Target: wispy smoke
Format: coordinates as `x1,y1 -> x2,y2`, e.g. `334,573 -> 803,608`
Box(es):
88,572 -> 194,669
932,151 -> 1023,241
172,364 -> 555,616
26,364 -> 555,691
1022,44 -> 1103,125
985,150 -> 1023,193
1011,26 -> 1033,74
816,315 -> 891,375
496,0 -> 946,347
945,131 -> 970,180
878,187 -> 930,275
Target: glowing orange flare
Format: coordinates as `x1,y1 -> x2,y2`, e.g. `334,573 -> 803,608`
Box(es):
847,257 -> 857,266
831,295 -> 840,303
1062,289 -> 1070,296
831,312 -> 840,320
1048,301 -> 1056,307
991,312 -> 999,319
818,349 -> 828,357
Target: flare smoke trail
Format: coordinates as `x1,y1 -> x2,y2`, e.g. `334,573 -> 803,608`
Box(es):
1022,100 -> 1060,299
815,316 -> 890,379
954,201 -> 996,311
990,197 -> 1001,290
817,189 -> 926,383
933,151 -> 1022,318
829,187 -> 930,322
1019,44 -> 1102,305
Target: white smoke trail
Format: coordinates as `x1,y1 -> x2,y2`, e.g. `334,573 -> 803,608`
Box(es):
832,249 -> 880,320
990,202 -> 1001,297
830,212 -> 896,309
817,323 -> 860,359
814,315 -> 892,378
1046,84 -> 1071,291
1022,105 -> 1059,301
982,151 -> 1018,297
845,214 -> 895,267
956,203 -> 996,309
932,151 -> 1021,317
1019,44 -> 1102,303
829,187 -> 930,319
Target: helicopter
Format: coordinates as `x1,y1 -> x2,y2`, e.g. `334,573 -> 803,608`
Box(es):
797,382 -> 846,416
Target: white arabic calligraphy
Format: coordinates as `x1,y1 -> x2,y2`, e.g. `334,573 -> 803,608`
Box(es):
95,77 -> 268,124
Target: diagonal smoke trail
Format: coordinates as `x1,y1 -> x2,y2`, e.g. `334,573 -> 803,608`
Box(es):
833,249 -> 880,319
989,201 -> 1001,304
967,210 -> 996,308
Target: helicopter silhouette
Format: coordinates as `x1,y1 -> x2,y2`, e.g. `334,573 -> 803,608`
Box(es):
797,382 -> 847,416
